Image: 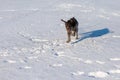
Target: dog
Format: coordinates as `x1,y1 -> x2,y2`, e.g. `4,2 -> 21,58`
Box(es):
61,17 -> 79,43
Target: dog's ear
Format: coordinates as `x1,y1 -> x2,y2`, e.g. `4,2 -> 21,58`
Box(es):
72,17 -> 75,19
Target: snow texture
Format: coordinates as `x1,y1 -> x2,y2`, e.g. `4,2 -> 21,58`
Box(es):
0,0 -> 120,80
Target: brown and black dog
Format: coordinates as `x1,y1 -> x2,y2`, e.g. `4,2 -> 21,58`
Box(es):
61,17 -> 79,43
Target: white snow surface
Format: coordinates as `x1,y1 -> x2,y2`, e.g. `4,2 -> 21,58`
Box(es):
0,0 -> 120,80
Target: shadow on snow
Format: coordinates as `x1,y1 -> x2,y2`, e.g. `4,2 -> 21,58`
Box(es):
72,28 -> 110,44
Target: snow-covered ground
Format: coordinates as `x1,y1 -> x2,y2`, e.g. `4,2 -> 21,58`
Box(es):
0,0 -> 120,80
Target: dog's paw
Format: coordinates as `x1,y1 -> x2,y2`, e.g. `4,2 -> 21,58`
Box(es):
76,37 -> 79,39
72,33 -> 75,36
66,40 -> 70,43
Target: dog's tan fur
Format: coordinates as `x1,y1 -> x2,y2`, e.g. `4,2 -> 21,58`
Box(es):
61,17 -> 79,43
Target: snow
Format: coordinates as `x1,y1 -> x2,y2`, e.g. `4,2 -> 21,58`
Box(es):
88,71 -> 109,78
72,71 -> 85,76
110,58 -> 120,61
0,0 -> 120,80
109,69 -> 120,74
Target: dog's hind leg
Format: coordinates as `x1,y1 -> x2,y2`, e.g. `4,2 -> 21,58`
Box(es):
73,31 -> 75,36
71,31 -> 75,36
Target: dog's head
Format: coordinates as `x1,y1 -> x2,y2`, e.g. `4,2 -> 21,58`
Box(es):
70,17 -> 76,23
61,19 -> 72,31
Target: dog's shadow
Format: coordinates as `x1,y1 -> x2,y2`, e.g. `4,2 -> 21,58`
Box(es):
72,28 -> 110,44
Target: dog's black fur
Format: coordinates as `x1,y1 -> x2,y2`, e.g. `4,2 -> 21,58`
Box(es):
61,17 -> 79,43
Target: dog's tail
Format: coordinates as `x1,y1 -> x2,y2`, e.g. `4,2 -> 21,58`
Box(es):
61,19 -> 66,23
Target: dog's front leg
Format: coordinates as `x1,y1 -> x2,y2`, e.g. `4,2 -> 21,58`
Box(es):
66,32 -> 71,43
75,29 -> 78,39
75,31 -> 79,39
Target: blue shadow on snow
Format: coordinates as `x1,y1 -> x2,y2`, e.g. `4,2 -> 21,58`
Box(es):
72,28 -> 110,44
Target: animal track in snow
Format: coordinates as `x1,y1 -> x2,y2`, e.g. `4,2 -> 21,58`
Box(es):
4,60 -> 16,64
110,58 -> 120,61
27,56 -> 38,60
72,71 -> 110,78
109,69 -> 120,74
84,60 -> 105,65
19,66 -> 32,69
58,55 -> 106,65
58,55 -> 83,61
54,51 -> 65,56
112,35 -> 120,38
95,60 -> 105,64
59,55 -> 106,65
84,60 -> 93,64
111,12 -> 120,17
49,63 -> 63,67
31,38 -> 49,43
72,71 -> 85,76
24,66 -> 32,69
88,71 -> 109,78
0,51 -> 9,57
